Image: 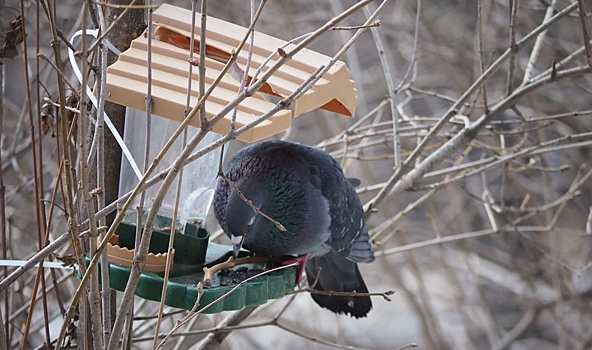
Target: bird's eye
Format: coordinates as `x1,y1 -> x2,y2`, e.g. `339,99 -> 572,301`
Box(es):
248,216 -> 256,226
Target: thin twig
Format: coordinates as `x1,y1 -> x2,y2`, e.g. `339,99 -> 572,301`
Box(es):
202,255 -> 279,285
198,0 -> 208,128
217,171 -> 286,231
92,2 -> 112,345
506,0 -> 519,95
394,0 -> 421,93
78,2 -> 104,348
521,0 -> 556,86
477,0 -> 489,115
289,287 -> 395,302
332,20 -> 381,31
577,0 -> 592,68
363,4 -> 401,169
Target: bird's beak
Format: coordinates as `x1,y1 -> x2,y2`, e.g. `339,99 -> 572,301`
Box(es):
231,235 -> 245,259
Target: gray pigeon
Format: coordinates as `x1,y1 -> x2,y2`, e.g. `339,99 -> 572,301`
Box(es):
213,140 -> 375,318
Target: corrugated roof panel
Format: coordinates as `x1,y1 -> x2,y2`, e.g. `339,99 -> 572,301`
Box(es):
105,3 -> 357,142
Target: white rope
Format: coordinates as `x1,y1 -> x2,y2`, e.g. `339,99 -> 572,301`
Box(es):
0,260 -> 78,271
69,29 -> 143,180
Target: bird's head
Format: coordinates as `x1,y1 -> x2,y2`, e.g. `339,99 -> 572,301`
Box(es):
225,180 -> 265,258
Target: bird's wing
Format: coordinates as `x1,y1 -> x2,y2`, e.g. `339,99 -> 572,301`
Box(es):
303,146 -> 375,263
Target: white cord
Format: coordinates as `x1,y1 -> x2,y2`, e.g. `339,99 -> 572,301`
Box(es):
69,29 -> 143,180
0,260 -> 78,271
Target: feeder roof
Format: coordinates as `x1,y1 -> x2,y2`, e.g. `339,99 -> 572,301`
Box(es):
105,3 -> 357,142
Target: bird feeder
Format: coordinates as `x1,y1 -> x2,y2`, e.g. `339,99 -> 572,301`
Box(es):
88,221 -> 296,313
100,3 -> 357,313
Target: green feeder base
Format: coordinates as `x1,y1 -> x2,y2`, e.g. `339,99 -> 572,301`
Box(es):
82,221 -> 297,314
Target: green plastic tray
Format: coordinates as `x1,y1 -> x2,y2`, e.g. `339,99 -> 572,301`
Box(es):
82,221 -> 296,313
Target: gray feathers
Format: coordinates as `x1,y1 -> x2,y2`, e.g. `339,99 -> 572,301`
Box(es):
213,140 -> 375,317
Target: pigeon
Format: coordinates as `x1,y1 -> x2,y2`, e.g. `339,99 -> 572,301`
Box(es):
213,140 -> 375,318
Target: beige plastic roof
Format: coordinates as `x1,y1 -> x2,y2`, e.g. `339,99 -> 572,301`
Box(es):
105,3 -> 357,143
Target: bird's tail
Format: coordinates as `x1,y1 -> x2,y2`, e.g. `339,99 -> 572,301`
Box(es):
305,251 -> 372,318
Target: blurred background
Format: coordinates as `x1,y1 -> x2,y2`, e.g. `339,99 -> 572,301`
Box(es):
2,0 -> 592,349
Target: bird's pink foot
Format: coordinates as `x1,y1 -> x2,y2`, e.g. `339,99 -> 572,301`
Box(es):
281,253 -> 309,284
